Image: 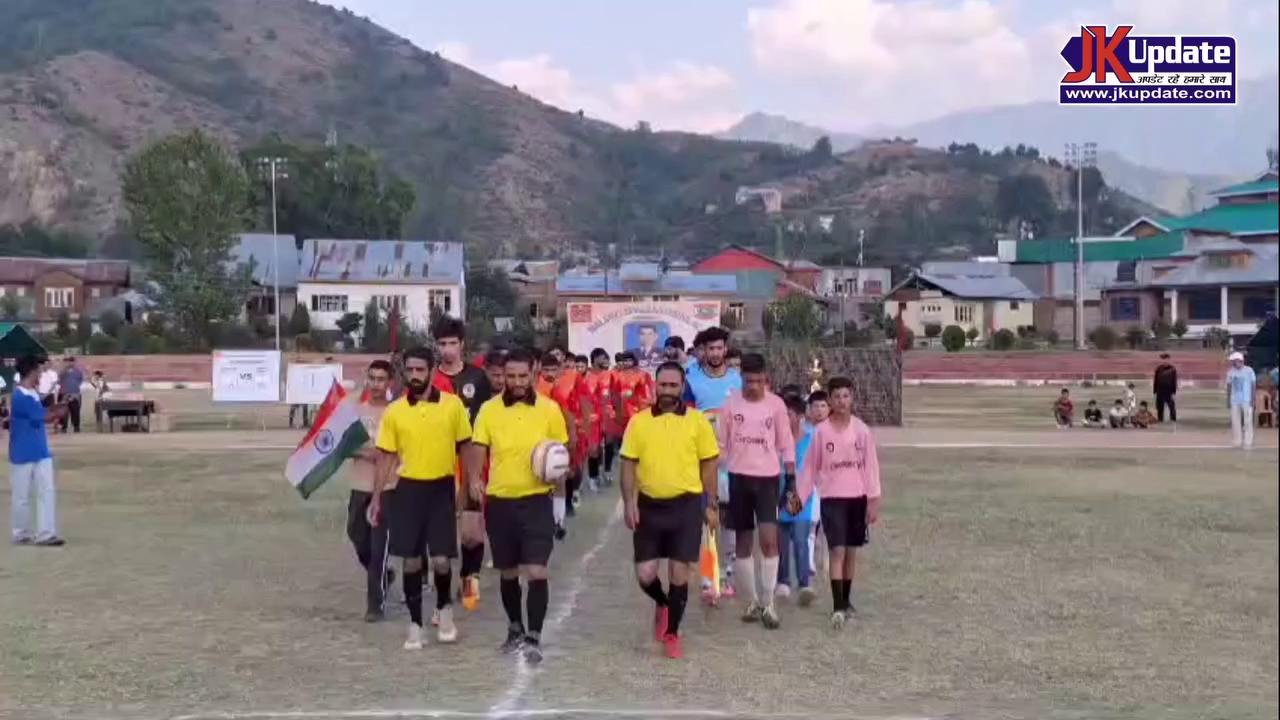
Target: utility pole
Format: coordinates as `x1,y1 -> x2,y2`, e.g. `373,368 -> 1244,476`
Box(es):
1065,142 -> 1096,350
256,156 -> 289,352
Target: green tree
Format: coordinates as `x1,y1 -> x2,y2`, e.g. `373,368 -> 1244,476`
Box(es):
990,328 -> 1017,351
336,311 -> 363,348
99,310 -> 124,338
810,136 -> 833,162
123,130 -> 251,349
0,294 -> 20,320
54,311 -> 73,340
1124,325 -> 1148,349
465,266 -> 518,322
996,174 -> 1055,233
241,136 -> 416,239
288,304 -> 312,336
1171,318 -> 1189,339
941,324 -> 967,352
768,295 -> 823,341
1088,325 -> 1120,351
965,326 -> 980,346
923,322 -> 942,339
75,313 -> 92,345
362,299 -> 384,352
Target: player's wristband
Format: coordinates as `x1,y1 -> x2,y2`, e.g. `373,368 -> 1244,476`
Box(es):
783,473 -> 797,496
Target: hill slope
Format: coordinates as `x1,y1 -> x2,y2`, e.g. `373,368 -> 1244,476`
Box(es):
0,0 -> 1160,266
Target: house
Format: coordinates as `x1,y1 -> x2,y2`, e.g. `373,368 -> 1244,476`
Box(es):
819,266 -> 891,299
885,265 -> 1036,341
555,262 -> 749,329
297,239 -> 464,336
1101,241 -> 1278,338
490,259 -> 560,323
0,257 -> 132,330
230,233 -> 300,322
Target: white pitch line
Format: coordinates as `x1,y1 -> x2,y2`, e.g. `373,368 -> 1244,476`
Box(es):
487,498 -> 623,716
168,709 -> 906,720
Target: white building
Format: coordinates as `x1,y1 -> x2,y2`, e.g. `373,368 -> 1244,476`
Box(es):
818,266 -> 891,299
297,239 -> 464,336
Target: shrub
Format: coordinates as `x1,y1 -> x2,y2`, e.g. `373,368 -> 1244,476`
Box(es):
1017,337 -> 1039,350
990,328 -> 1017,350
1151,318 -> 1172,341
100,310 -> 124,338
217,322 -> 256,348
923,322 -> 942,339
1203,326 -> 1232,350
1171,318 -> 1189,338
941,324 -> 967,352
308,327 -> 334,352
143,335 -> 168,354
1045,329 -> 1061,346
1125,325 -> 1148,349
288,304 -> 312,336
86,332 -> 122,355
965,327 -> 980,346
75,314 -> 92,345
55,310 -> 73,339
120,325 -> 148,354
1089,325 -> 1120,350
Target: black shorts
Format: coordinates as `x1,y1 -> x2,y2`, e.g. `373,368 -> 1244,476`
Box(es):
728,473 -> 780,531
634,493 -> 703,564
820,496 -> 869,548
485,494 -> 555,570
389,478 -> 458,559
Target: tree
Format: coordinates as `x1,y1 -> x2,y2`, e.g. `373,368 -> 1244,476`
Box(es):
1125,325 -> 1148,349
990,328 -> 1017,350
465,266 -> 518,322
123,130 -> 251,349
99,310 -> 124,338
810,136 -> 833,162
995,174 -> 1055,233
941,325 -> 967,352
0,294 -> 20,320
1172,318 -> 1189,339
288,304 -> 312,336
923,322 -> 942,339
767,295 -> 823,341
241,136 -> 417,239
965,326 -> 980,346
1088,325 -> 1120,350
1151,317 -> 1172,344
75,314 -> 92,346
335,312 -> 363,348
362,299 -> 384,352
54,311 -> 73,340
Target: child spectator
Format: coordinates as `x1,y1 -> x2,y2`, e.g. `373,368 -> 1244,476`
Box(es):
1053,388 -> 1074,428
1124,382 -> 1138,418
1082,400 -> 1104,428
1133,401 -> 1155,429
1109,399 -> 1128,428
776,395 -> 817,605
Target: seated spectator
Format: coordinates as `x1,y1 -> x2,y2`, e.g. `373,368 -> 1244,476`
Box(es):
1082,400 -> 1104,428
1109,399 -> 1129,428
1053,388 -> 1074,428
1133,401 -> 1156,429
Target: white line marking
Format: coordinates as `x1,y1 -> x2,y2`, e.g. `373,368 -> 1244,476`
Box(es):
487,499 -> 623,716
168,709 -> 897,720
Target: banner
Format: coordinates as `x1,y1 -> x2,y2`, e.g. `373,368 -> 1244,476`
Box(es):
285,363 -> 344,405
567,301 -> 722,373
212,350 -> 281,403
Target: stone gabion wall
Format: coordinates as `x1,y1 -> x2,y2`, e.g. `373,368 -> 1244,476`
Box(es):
764,345 -> 903,426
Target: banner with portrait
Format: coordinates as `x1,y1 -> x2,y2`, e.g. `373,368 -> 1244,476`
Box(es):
566,301 -> 722,373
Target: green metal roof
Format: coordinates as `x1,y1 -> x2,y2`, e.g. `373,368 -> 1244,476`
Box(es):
1014,232 -> 1187,263
1209,178 -> 1279,197
1160,202 -> 1278,235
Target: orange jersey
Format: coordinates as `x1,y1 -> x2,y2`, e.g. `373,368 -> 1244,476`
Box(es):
612,369 -> 654,428
583,369 -> 616,427
538,370 -> 594,461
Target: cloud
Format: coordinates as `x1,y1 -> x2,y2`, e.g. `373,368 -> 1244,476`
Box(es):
746,0 -> 1040,127
437,44 -> 741,132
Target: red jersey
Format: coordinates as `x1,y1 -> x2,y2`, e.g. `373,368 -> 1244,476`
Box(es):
583,369 -> 616,436
612,369 -> 654,428
538,370 -> 594,462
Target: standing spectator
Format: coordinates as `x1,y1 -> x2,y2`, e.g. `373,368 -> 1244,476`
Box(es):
1123,382 -> 1138,419
8,355 -> 63,546
58,357 -> 85,433
1225,351 -> 1256,449
37,359 -> 58,406
90,370 -> 111,431
1153,353 -> 1179,424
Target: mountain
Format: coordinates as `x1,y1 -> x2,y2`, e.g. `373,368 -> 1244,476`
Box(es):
719,112 -> 861,153
885,74 -> 1279,178
0,0 -> 1159,267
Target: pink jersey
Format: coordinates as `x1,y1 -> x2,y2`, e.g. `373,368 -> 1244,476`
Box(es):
717,391 -> 796,477
798,415 -> 881,501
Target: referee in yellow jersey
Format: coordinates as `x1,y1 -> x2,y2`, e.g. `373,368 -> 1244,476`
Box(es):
620,361 -> 720,660
466,348 -> 568,665
370,346 -> 472,650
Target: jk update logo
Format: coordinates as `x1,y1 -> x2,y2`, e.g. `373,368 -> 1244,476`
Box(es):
1060,26 -> 1236,105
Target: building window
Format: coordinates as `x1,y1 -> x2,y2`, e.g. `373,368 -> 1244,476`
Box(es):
310,294 -> 348,313
923,303 -> 942,314
1186,292 -> 1219,322
727,302 -> 745,326
529,302 -> 540,318
954,304 -> 974,323
45,287 -> 74,309
375,295 -> 407,312
1115,261 -> 1137,283
652,294 -> 678,302
1010,301 -> 1021,310
90,287 -> 102,298
17,286 -> 27,297
1110,296 -> 1141,321
429,289 -> 452,314
1243,296 -> 1276,320
862,280 -> 882,296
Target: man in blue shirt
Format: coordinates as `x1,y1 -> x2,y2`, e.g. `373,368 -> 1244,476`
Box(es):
1225,351 -> 1257,449
8,355 -> 63,546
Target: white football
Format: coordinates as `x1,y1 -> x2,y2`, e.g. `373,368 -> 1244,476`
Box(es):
530,440 -> 572,484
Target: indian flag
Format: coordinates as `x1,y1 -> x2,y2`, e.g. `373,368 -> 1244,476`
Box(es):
285,382 -> 370,499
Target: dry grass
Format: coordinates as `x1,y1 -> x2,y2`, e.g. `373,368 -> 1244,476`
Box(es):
2,389 -> 1275,720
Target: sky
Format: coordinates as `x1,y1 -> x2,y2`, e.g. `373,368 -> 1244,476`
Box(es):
321,0 -> 1280,134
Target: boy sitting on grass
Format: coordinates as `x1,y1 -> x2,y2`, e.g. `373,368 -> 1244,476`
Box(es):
1082,400 -> 1105,428
1108,399 -> 1129,428
1053,388 -> 1074,428
1132,401 -> 1156,429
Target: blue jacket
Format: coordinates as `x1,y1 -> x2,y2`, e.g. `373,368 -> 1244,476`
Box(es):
8,388 -> 51,464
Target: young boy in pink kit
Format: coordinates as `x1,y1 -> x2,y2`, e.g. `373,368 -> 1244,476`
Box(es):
792,375 -> 881,630
716,352 -> 796,629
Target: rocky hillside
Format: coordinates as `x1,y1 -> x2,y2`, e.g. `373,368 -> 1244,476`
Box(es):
0,0 -> 1159,265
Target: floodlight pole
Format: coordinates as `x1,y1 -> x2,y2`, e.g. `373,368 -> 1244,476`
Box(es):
258,156 -> 289,352
1066,142 -> 1096,350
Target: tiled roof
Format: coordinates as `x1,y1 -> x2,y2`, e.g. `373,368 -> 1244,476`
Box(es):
910,272 -> 1037,300
231,234 -> 299,289
300,240 -> 464,284
1210,177 -> 1279,197
0,257 -> 130,285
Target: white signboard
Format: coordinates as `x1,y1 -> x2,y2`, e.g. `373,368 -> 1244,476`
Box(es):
285,363 -> 344,405
212,350 -> 281,403
567,301 -> 722,374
